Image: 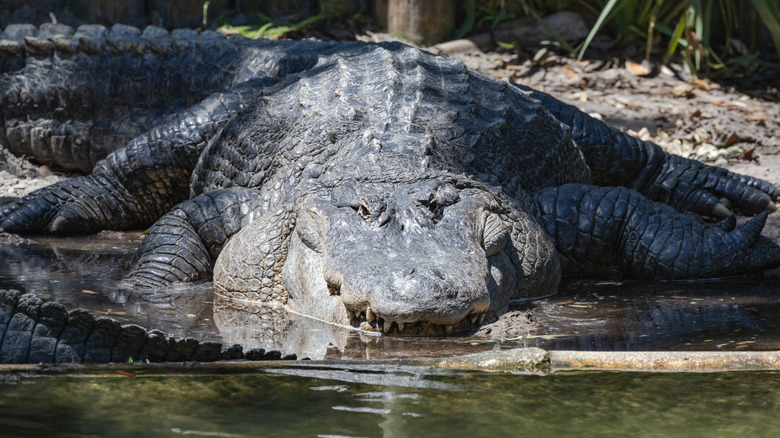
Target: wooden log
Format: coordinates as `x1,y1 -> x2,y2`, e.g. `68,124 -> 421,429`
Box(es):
371,0 -> 389,28
387,0 -> 455,45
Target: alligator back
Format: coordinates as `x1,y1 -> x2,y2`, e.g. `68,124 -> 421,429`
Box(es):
191,42 -> 591,206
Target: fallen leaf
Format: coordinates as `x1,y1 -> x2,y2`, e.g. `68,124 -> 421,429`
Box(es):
626,60 -> 651,76
215,26 -> 240,36
740,147 -> 757,161
745,113 -> 771,120
720,132 -> 742,148
115,370 -> 136,378
552,300 -> 574,305
692,79 -> 711,91
671,83 -> 695,97
82,289 -> 98,295
186,314 -> 197,318
561,64 -> 579,78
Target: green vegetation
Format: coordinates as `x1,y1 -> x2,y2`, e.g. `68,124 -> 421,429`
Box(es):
461,0 -> 780,79
206,0 -> 365,40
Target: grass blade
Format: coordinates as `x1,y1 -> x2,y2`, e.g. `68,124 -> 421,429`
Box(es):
578,0 -> 621,60
751,0 -> 780,61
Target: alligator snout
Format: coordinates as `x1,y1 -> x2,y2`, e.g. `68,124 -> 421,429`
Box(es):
337,258 -> 491,335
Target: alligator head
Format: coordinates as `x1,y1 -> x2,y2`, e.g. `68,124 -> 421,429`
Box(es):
213,177 -> 561,335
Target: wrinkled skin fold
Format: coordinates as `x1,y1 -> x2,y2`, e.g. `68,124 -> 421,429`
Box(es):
0,23 -> 778,361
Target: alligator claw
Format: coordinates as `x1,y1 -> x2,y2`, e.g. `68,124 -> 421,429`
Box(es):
712,203 -> 732,219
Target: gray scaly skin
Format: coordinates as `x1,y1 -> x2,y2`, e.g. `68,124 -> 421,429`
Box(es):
0,24 -> 778,362
0,289 -> 292,363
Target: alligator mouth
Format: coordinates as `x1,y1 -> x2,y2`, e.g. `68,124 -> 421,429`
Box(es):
346,307 -> 487,336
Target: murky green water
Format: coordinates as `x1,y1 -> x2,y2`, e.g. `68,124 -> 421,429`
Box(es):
1,365 -> 779,437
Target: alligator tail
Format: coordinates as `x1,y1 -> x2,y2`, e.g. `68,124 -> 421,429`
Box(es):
0,23 -> 322,173
0,289 -> 291,364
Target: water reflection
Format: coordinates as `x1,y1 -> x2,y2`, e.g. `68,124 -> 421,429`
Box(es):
1,233 -> 780,359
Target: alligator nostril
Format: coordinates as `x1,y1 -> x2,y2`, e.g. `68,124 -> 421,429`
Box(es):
403,267 -> 416,277
431,268 -> 445,280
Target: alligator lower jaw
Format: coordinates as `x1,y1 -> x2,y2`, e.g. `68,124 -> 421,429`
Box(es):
347,308 -> 487,336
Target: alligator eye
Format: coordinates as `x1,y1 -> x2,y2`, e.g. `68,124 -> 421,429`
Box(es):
418,197 -> 443,222
482,212 -> 510,257
351,203 -> 371,220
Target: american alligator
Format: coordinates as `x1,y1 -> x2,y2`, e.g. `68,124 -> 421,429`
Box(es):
1,23 -> 779,363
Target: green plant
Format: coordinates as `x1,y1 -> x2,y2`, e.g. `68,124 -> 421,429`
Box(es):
455,0 -> 517,38
573,0 -> 780,78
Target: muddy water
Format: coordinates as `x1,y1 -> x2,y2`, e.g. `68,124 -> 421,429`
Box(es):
1,233 -> 780,359
1,365 -> 780,437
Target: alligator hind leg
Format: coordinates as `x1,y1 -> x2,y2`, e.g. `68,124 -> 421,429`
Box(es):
536,184 -> 780,279
126,188 -> 260,288
518,85 -> 779,218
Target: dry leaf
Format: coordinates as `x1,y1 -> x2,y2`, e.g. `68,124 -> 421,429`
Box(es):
671,83 -> 695,97
741,147 -> 757,161
626,60 -> 651,76
82,289 -> 98,295
561,64 -> 579,78
692,79 -> 711,91
115,370 -> 136,378
721,132 -> 741,148
215,26 -> 240,36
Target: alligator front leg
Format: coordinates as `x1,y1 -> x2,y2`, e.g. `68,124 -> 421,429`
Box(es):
519,85 -> 779,218
0,87 -> 254,235
125,188 -> 260,287
536,184 -> 780,279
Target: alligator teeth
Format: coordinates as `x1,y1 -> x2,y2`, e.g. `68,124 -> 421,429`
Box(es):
366,307 -> 376,323
384,320 -> 393,333
477,314 -> 485,325
469,314 -> 478,325
445,325 -> 454,335
397,323 -> 405,332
